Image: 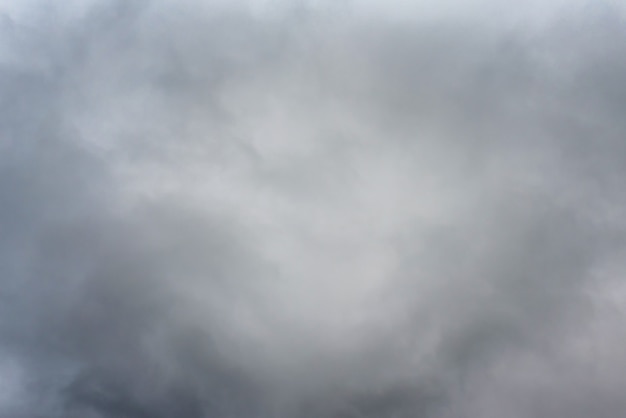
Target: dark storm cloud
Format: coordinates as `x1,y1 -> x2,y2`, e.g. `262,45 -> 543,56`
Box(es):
1,0 -> 626,417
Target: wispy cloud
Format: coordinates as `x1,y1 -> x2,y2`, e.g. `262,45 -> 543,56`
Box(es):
1,1 -> 626,416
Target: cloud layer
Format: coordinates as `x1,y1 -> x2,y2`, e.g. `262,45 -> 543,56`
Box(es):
1,0 -> 626,416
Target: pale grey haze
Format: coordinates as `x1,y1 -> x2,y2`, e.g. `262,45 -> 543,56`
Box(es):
1,0 -> 626,417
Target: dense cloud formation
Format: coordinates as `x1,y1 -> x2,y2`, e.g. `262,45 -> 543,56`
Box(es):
2,0 -> 626,416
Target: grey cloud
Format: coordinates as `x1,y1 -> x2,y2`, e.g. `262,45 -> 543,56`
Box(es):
1,0 -> 626,417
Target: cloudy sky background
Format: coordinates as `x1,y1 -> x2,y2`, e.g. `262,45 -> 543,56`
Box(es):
1,0 -> 626,416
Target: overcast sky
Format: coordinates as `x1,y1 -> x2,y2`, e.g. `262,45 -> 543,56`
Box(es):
1,0 -> 626,417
